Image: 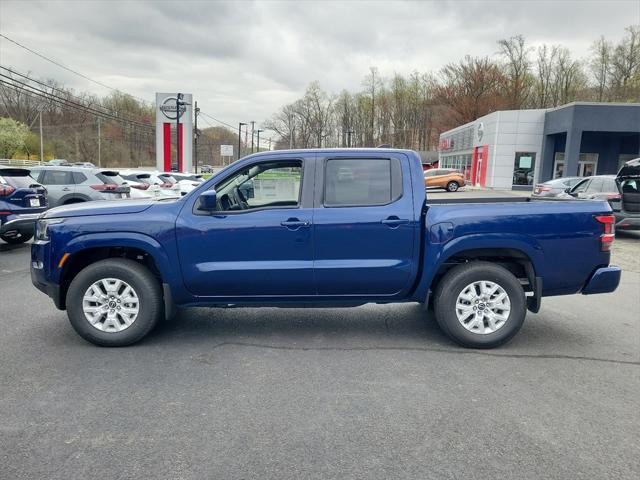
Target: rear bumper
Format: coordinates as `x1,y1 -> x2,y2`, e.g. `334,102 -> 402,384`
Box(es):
582,266 -> 622,295
614,212 -> 640,230
0,213 -> 41,235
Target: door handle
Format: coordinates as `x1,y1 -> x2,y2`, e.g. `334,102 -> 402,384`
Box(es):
381,216 -> 410,228
281,218 -> 310,230
62,187 -> 71,191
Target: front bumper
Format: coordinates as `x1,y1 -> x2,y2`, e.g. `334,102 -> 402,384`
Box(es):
31,268 -> 64,309
582,266 -> 622,295
0,213 -> 41,236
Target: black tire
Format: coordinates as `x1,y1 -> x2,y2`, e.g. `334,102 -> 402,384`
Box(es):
0,231 -> 33,244
66,258 -> 163,347
63,198 -> 86,205
433,261 -> 526,348
446,181 -> 459,192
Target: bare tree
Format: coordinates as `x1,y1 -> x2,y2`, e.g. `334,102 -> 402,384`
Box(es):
497,34 -> 533,108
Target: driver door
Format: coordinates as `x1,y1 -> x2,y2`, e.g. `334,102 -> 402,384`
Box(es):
176,157 -> 315,298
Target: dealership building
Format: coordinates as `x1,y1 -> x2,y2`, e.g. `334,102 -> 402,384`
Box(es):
438,102 -> 640,190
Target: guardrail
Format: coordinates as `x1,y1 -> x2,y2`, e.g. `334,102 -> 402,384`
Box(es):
0,159 -> 47,167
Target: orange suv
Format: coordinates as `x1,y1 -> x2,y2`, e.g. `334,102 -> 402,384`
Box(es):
424,168 -> 466,192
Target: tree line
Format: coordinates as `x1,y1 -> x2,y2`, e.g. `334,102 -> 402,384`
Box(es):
264,26 -> 640,151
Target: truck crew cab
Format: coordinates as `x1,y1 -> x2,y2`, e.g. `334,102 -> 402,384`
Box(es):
31,149 -> 621,348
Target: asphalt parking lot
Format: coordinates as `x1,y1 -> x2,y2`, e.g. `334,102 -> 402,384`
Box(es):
1,232 -> 639,480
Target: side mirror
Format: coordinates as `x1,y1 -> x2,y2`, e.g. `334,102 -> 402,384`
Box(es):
197,189 -> 217,212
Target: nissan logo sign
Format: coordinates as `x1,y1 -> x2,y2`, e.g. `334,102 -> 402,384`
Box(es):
159,97 -> 186,120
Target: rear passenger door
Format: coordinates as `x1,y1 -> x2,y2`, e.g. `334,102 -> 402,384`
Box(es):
313,153 -> 419,296
35,169 -> 75,206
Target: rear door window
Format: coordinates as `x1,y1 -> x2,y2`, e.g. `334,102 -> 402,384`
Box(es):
40,170 -> 74,185
324,158 -> 401,207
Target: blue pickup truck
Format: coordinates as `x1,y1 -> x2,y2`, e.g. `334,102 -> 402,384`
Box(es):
30,149 -> 621,348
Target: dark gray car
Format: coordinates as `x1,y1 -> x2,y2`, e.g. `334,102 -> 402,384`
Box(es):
30,166 -> 130,207
532,177 -> 583,198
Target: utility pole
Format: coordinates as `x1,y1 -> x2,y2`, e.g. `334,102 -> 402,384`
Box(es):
194,101 -> 200,173
39,111 -> 44,162
97,117 -> 101,167
238,122 -> 247,160
268,137 -> 272,151
250,121 -> 255,153
289,127 -> 295,149
256,129 -> 263,152
347,129 -> 354,148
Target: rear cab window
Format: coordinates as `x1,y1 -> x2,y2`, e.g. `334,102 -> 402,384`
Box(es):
324,158 -> 402,207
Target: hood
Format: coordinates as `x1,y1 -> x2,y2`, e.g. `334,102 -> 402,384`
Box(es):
42,198 -> 159,219
617,158 -> 640,179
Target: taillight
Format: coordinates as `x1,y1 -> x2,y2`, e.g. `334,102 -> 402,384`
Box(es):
131,183 -> 150,190
595,215 -> 615,251
606,193 -> 621,200
0,185 -> 16,197
89,184 -> 117,191
159,182 -> 173,188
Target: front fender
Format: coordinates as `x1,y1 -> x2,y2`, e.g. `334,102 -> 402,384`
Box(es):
411,232 -> 543,301
52,232 -> 175,286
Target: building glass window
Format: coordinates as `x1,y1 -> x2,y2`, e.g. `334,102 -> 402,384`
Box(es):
513,152 -> 536,186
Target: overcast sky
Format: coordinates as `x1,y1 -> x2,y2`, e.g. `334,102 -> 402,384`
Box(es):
1,0 -> 639,136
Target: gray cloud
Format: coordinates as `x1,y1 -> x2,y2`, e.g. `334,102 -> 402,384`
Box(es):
1,0 -> 638,135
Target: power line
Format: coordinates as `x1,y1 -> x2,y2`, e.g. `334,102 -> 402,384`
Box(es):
0,75 -> 154,131
0,33 -> 153,106
0,66 -> 150,123
0,74 -> 154,133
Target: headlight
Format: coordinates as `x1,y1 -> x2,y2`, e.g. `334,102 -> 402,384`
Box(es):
36,218 -> 64,241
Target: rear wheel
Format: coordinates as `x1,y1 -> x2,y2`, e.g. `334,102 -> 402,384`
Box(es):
433,261 -> 526,348
0,231 -> 33,244
446,181 -> 459,192
63,198 -> 86,205
66,258 -> 163,346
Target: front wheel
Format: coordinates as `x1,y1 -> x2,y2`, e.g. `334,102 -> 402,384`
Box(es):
66,258 -> 163,346
446,181 -> 459,192
1,231 -> 33,244
433,261 -> 526,348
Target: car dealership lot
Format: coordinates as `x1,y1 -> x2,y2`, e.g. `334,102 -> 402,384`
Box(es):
1,234 -> 639,480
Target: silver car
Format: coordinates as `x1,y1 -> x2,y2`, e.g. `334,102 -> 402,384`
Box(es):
30,166 -> 130,207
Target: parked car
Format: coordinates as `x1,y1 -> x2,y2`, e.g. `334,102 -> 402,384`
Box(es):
0,166 -> 47,244
612,158 -> 640,231
31,148 -> 620,348
200,165 -> 214,173
72,162 -> 96,168
532,177 -> 583,198
109,174 -> 154,199
30,166 -> 131,207
159,172 -> 202,195
119,170 -> 181,197
47,159 -> 70,167
424,168 -> 465,192
556,175 -> 620,201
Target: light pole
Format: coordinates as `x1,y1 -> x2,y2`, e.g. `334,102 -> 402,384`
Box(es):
175,93 -> 189,172
238,122 -> 246,160
250,121 -> 255,153
256,129 -> 264,152
194,101 -> 200,173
